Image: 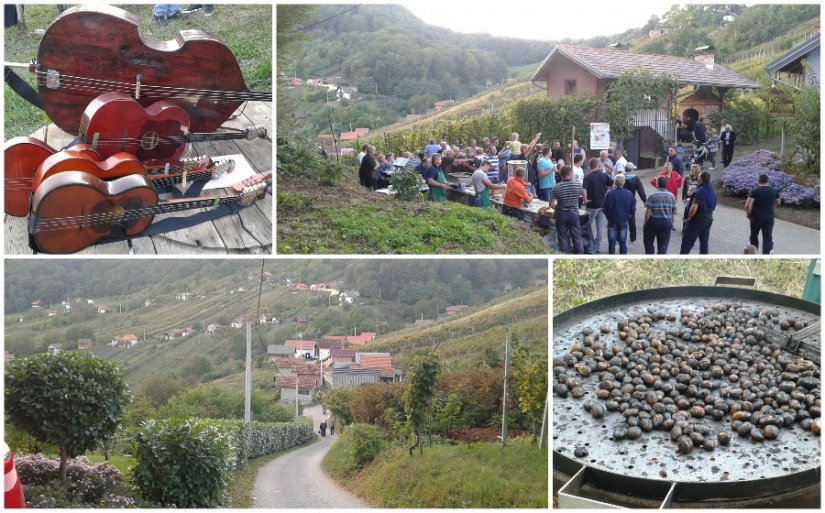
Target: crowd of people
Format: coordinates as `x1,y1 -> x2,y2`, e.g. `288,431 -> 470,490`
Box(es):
353,120 -> 776,255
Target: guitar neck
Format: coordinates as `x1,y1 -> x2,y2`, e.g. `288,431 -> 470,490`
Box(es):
185,132 -> 258,144
146,168 -> 213,188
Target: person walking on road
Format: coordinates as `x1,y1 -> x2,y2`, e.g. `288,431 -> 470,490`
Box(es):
680,171 -> 717,254
745,173 -> 780,254
319,420 -> 327,437
643,176 -> 677,254
329,417 -> 336,436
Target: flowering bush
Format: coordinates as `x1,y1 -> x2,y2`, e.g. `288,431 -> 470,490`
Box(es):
721,150 -> 819,208
15,454 -> 129,507
780,184 -> 820,207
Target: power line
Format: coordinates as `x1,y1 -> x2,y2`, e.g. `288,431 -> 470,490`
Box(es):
279,5 -> 360,35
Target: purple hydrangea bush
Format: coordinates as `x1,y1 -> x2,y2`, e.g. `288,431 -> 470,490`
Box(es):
721,150 -> 819,207
15,453 -> 135,508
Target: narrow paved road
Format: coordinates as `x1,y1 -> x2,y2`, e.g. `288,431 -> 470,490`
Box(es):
253,404 -> 366,508
583,166 -> 819,255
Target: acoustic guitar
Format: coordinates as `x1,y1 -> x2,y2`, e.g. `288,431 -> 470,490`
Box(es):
30,5 -> 271,133
4,136 -> 233,216
4,137 -> 100,216
79,92 -> 267,161
30,171 -> 271,254
33,150 -> 235,192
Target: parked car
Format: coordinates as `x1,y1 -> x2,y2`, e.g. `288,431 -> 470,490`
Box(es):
4,442 -> 25,508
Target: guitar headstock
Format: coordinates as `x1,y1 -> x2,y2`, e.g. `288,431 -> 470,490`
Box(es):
245,125 -> 268,140
210,159 -> 236,179
233,171 -> 272,204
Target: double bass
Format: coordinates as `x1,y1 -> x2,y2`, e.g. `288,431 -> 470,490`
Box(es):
31,5 -> 271,133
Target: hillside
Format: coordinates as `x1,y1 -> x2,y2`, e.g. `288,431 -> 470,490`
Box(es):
5,260 -> 547,389
280,4 -> 819,142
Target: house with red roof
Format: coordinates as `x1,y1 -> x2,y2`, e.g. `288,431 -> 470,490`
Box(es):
325,352 -> 403,388
531,44 -> 758,161
110,334 -> 138,348
272,357 -> 321,404
77,339 -> 93,350
284,339 -> 316,359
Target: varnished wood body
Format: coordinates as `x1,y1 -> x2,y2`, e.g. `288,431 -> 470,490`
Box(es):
33,149 -> 146,191
4,137 -> 100,216
37,5 -> 248,133
31,171 -> 158,254
80,92 -> 191,160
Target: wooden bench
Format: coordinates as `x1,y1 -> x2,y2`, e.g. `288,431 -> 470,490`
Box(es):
5,102 -> 272,255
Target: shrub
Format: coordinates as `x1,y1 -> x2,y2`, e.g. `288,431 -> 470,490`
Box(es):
211,418 -> 314,467
132,418 -> 235,508
345,423 -> 386,468
277,136 -> 344,185
779,184 -> 820,207
389,168 -> 422,201
16,454 -> 125,506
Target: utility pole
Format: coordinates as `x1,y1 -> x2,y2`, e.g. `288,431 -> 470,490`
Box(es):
295,378 -> 299,419
244,322 -> 252,423
501,332 -> 512,447
539,391 -> 549,450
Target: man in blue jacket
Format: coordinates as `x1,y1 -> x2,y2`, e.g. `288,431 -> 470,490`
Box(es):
602,174 -> 635,255
680,171 -> 717,254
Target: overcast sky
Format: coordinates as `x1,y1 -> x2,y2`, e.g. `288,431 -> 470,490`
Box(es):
403,0 -> 672,41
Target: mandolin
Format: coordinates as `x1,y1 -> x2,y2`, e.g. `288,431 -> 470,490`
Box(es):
30,170 -> 271,254
79,92 -> 267,160
4,137 -> 100,216
31,5 -> 271,133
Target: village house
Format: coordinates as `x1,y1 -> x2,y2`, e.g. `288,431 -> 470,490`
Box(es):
530,44 -> 758,163
111,334 -> 139,348
284,339 -> 316,359
97,305 -> 108,314
434,99 -> 456,110
230,317 -> 246,329
766,34 -> 820,89
77,339 -> 93,350
291,315 -> 310,325
87,299 -> 95,304
445,305 -> 468,316
324,352 -> 403,388
47,343 -> 63,355
317,339 -> 344,361
271,357 -> 321,404
30,299 -> 42,308
267,344 -> 295,359
47,310 -> 57,317
205,323 -> 222,335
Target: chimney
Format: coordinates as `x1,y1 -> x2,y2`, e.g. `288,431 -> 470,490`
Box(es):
608,42 -> 627,50
694,45 -> 716,69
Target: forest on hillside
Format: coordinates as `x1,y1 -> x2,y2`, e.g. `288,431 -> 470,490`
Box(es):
4,260 -> 547,314
279,3 -> 819,139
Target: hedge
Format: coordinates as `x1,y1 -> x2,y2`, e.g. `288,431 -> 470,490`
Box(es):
132,417 -> 314,507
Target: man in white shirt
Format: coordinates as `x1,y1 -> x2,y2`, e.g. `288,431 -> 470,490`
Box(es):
356,144 -> 369,166
613,148 -> 627,175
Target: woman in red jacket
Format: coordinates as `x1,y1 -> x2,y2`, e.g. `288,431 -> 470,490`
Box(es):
651,162 -> 683,199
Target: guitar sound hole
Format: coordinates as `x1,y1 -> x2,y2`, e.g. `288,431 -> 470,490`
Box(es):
141,132 -> 159,150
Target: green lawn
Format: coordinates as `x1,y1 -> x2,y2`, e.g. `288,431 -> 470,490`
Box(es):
4,4 -> 271,138
85,452 -> 136,478
326,438 -> 547,508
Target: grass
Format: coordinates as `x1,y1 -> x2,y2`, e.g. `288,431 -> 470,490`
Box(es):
277,175 -> 551,254
553,258 -> 811,314
85,452 -> 136,478
226,438 -> 319,508
327,438 -> 547,508
4,4 -> 271,138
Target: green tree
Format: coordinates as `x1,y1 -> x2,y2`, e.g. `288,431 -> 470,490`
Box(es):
787,76 -> 819,172
316,387 -> 353,426
511,345 -> 548,439
403,352 -> 441,455
5,352 -> 130,483
603,70 -> 675,145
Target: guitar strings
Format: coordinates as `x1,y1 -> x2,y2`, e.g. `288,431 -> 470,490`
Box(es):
31,182 -> 269,231
34,72 -> 272,101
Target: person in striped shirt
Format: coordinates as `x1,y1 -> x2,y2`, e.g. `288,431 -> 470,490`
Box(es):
483,145 -> 500,183
550,166 -> 583,254
643,176 -> 677,254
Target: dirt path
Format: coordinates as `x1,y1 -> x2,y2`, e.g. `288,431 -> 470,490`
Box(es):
253,404 -> 366,508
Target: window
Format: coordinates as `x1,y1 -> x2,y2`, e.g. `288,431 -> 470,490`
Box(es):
298,389 -> 310,395
565,80 -> 577,95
